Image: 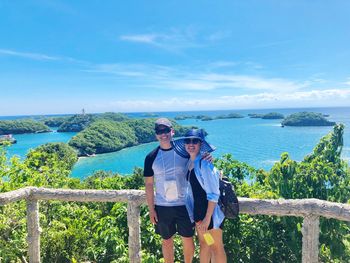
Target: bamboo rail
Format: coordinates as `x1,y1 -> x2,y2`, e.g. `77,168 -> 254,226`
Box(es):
1,187 -> 350,263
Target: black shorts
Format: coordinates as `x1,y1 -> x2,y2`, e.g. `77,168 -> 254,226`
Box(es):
155,205 -> 195,240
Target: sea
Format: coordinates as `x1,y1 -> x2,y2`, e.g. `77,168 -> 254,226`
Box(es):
1,107 -> 349,180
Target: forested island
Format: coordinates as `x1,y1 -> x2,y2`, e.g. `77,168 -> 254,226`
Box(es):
40,116 -> 72,127
248,112 -> 284,119
0,119 -> 51,135
68,118 -> 193,156
141,113 -> 158,117
174,114 -> 201,120
56,112 -> 129,132
175,113 -> 244,121
282,112 -> 336,126
0,124 -> 349,262
0,112 -> 195,156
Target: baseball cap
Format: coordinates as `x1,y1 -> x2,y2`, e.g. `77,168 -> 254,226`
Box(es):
155,118 -> 172,129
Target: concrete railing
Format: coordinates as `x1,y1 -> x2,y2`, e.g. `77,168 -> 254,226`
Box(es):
1,187 -> 350,263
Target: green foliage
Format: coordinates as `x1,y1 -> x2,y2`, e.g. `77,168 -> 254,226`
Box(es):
57,114 -> 96,132
0,137 -> 16,146
96,112 -> 129,122
248,113 -> 264,118
57,112 -> 130,132
69,118 -> 194,156
261,112 -> 284,119
69,120 -> 138,155
26,142 -> 78,170
248,112 -> 284,119
216,113 -> 244,119
126,119 -> 159,144
0,119 -> 51,135
40,116 -> 72,127
174,114 -> 198,120
201,116 -> 214,121
266,124 -> 350,261
282,112 -> 336,126
175,113 -> 244,121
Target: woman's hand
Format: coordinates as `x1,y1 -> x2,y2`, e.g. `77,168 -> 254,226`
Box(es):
196,217 -> 210,233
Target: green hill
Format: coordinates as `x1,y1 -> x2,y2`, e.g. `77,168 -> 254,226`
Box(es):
248,112 -> 284,119
57,112 -> 129,132
0,119 -> 51,135
282,112 -> 336,126
261,112 -> 284,119
68,118 -> 194,156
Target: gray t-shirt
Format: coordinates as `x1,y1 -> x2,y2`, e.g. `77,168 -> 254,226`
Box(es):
144,146 -> 189,206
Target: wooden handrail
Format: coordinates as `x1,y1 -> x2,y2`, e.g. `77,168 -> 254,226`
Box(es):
1,187 -> 350,263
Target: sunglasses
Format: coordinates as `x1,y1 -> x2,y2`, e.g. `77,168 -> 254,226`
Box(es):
184,138 -> 201,145
155,127 -> 171,135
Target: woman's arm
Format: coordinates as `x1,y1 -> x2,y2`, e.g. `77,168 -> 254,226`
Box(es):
196,160 -> 220,232
200,160 -> 220,202
197,200 -> 216,232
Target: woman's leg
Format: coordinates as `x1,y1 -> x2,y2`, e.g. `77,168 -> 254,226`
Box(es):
196,227 -> 211,263
208,228 -> 226,263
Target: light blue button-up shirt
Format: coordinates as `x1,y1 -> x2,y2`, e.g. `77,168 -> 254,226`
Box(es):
185,155 -> 225,229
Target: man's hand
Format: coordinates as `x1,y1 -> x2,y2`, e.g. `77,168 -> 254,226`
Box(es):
145,177 -> 157,224
201,152 -> 214,163
149,207 -> 158,224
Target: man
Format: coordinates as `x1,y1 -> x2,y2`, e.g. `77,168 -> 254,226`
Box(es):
144,118 -> 194,263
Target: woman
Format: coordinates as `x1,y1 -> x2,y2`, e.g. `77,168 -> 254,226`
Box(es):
173,129 -> 226,263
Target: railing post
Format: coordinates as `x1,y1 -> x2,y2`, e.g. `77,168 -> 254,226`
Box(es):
26,199 -> 41,263
127,201 -> 141,263
302,215 -> 320,263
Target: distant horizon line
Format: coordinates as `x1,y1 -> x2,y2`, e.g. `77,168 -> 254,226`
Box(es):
1,105 -> 349,118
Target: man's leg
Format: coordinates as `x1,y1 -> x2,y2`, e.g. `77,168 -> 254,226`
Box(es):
176,206 -> 195,263
162,237 -> 175,263
182,236 -> 194,263
155,206 -> 177,263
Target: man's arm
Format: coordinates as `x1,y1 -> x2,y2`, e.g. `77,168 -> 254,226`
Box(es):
145,176 -> 158,224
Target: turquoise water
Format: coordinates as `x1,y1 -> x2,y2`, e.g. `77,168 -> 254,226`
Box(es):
5,128 -> 77,158
2,107 -> 349,180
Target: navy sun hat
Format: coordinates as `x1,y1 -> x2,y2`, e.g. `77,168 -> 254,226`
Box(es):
172,129 -> 216,158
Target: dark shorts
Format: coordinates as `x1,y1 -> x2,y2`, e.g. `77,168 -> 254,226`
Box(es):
155,205 -> 195,240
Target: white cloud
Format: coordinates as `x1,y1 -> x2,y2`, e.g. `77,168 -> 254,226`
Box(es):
0,48 -> 88,65
207,30 -> 231,41
119,31 -> 200,51
251,39 -> 294,49
119,28 -> 228,51
120,34 -> 157,44
344,78 -> 350,86
207,61 -> 238,69
89,62 -> 307,92
0,49 -> 59,61
99,89 -> 350,112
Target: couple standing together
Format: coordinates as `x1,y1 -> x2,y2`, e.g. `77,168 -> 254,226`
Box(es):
144,118 -> 226,263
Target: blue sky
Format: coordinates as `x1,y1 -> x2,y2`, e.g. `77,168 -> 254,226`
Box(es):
1,0 -> 350,115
